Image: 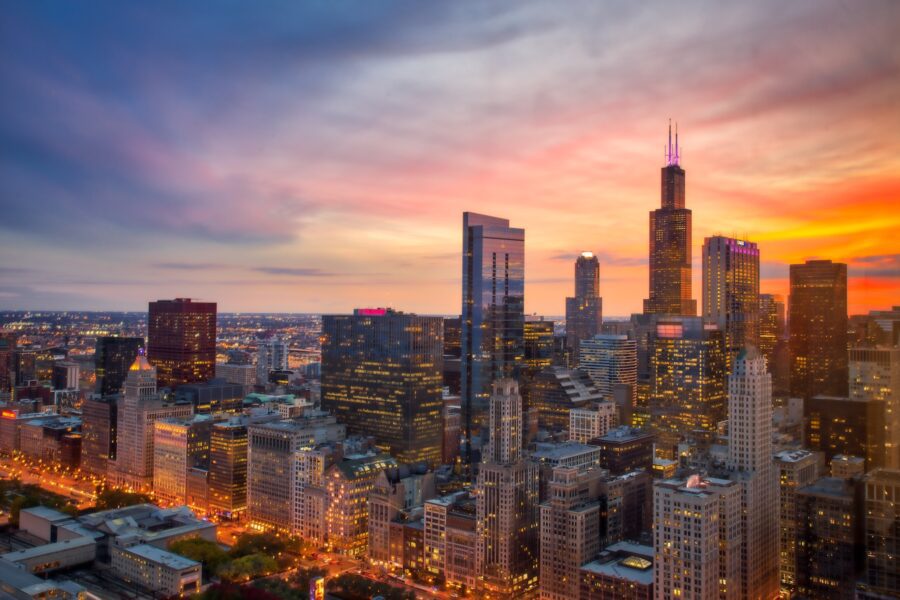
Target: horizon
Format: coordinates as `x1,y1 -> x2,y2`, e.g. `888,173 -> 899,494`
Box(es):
2,1 -> 899,315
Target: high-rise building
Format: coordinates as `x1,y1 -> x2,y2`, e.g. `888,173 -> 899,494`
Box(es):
725,347 -> 780,599
757,294 -> 782,368
0,333 -> 16,394
859,468 -> 900,599
153,415 -> 213,506
256,336 -> 289,385
789,260 -> 848,399
649,317 -> 726,446
148,298 -> 217,388
702,236 -> 760,370
569,402 -> 617,443
247,412 -> 345,533
214,363 -> 256,390
522,366 -> 603,431
805,395 -> 886,471
590,427 -> 655,476
81,396 -> 118,478
643,124 -> 696,317
475,379 -> 539,597
850,347 -> 900,469
110,352 -> 194,491
95,337 -> 143,396
653,475 -> 742,599
523,318 -> 555,378
579,334 -> 637,404
774,449 -> 823,592
539,465 -> 607,600
795,476 -> 865,599
566,252 -> 603,361
321,308 -> 443,466
208,419 -> 249,518
51,361 -> 79,390
461,213 -> 525,461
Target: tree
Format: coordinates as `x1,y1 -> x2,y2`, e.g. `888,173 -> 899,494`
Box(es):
94,489 -> 151,510
326,573 -> 415,600
217,553 -> 278,582
228,532 -> 287,559
191,583 -> 280,600
169,538 -> 230,578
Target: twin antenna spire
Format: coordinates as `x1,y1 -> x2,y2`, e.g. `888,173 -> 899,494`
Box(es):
665,119 -> 680,167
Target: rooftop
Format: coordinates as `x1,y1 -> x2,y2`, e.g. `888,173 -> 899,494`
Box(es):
1,536 -> 95,562
775,449 -> 817,463
531,441 -> 600,462
119,544 -> 200,570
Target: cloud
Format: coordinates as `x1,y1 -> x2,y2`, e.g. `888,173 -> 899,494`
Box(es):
850,253 -> 900,278
250,267 -> 338,277
154,262 -> 226,271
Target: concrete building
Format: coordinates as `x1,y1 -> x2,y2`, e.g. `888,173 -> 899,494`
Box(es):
523,366 -> 603,431
831,454 -> 866,479
153,414 -> 213,506
805,395 -> 886,471
653,475 -> 742,600
174,378 -> 245,414
579,541 -> 654,600
475,379 -> 539,597
859,468 -> 900,599
368,465 -> 436,568
0,558 -> 85,600
111,543 -> 201,597
849,347 -> 900,468
566,252 -> 603,361
774,449 -> 823,592
579,335 -> 637,405
590,427 -> 655,476
256,336 -> 289,385
424,492 -> 478,591
214,362 -> 256,390
0,536 -> 95,574
569,401 -> 617,443
81,396 -> 117,477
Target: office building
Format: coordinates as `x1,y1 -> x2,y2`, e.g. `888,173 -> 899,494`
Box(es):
461,213 -> 525,460
859,468 -> 900,599
153,415 -> 213,506
214,363 -> 256,390
649,316 -> 726,444
0,333 -> 15,394
247,412 -> 345,532
569,401 -> 617,443
523,366 -> 603,431
110,352 -> 193,491
173,378 -> 245,413
590,426 -> 655,476
579,334 -> 637,404
789,260 -> 848,399
367,465 -> 436,566
539,465 -> 607,600
702,236 -> 760,370
831,454 -> 866,479
95,337 -> 143,396
757,294 -> 783,368
805,395 -> 886,471
147,298 -> 217,388
643,124 -> 696,316
565,252 -> 603,361
111,544 -> 201,597
523,318 -> 555,378
579,541 -> 654,600
424,492 -> 478,590
795,477 -> 865,599
653,475 -> 742,600
475,379 -> 539,597
724,347 -> 780,598
256,336 -> 289,385
208,419 -> 250,518
81,396 -> 118,477
850,347 -> 900,468
774,449 -> 822,591
321,308 -> 443,466
51,361 -> 79,390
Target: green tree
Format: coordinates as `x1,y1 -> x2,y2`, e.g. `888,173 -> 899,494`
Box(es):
94,489 -> 151,510
169,538 -> 230,578
228,532 -> 287,558
217,553 -> 278,582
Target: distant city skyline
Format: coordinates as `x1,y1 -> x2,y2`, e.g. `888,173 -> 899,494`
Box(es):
2,2 -> 898,315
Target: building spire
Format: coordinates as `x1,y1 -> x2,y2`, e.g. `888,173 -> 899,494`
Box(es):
666,120 -> 680,167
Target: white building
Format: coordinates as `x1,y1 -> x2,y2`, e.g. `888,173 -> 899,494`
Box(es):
111,543 -> 201,597
256,336 -> 289,384
153,414 -> 213,506
569,401 -> 617,443
215,363 -> 256,389
850,347 -> 900,468
578,334 -> 637,403
774,449 -> 822,591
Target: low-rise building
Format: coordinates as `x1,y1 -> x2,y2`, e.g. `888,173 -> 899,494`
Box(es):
111,543 -> 201,597
0,536 -> 96,574
579,541 -> 654,600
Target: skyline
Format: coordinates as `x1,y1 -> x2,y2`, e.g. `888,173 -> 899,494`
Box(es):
2,1 -> 899,315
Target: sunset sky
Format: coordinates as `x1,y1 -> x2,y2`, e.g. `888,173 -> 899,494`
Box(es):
1,1 -> 898,316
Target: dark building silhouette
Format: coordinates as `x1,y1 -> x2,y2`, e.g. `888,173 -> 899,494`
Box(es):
789,260 -> 848,399
643,124 -> 696,317
566,252 -> 603,361
589,427 -> 656,476
148,298 -> 217,388
523,366 -> 603,431
321,308 -> 443,466
804,395 -> 885,471
95,336 -> 144,396
174,378 -> 244,413
0,333 -> 16,393
443,317 -> 462,396
795,476 -> 865,600
81,396 -> 118,477
461,212 -> 524,461
860,469 -> 900,599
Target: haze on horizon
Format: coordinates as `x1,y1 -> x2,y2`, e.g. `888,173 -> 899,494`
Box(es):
1,1 -> 899,316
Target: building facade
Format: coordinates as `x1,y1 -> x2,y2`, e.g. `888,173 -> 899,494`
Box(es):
95,337 -> 144,396
566,252 -> 603,361
804,395 -> 886,471
774,449 -> 822,592
849,347 -> 900,469
147,298 -> 217,388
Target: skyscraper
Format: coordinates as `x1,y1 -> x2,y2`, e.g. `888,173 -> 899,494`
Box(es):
849,347 -> 900,469
789,260 -> 848,399
153,414 -> 213,506
702,236 -> 760,370
725,347 -> 780,599
81,396 -> 118,478
860,468 -> 900,599
148,298 -> 217,388
256,336 -> 289,385
804,395 -> 886,471
475,379 -> 539,597
461,212 -> 524,460
321,308 -> 443,466
95,336 -> 144,396
579,334 -> 637,403
774,449 -> 823,593
758,293 -> 787,392
643,124 -> 696,317
208,419 -> 249,518
566,252 -> 603,360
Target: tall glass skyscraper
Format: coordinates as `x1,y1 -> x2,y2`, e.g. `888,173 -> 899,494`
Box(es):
95,336 -> 144,395
565,252 -> 602,361
321,308 -> 444,466
148,298 -> 217,388
789,260 -> 848,399
643,124 -> 696,316
702,235 -> 760,371
461,212 -> 524,462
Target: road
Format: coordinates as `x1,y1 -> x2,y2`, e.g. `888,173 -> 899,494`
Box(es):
0,454 -> 98,509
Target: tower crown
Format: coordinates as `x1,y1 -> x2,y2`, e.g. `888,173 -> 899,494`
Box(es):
129,348 -> 154,372
665,120 -> 680,167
